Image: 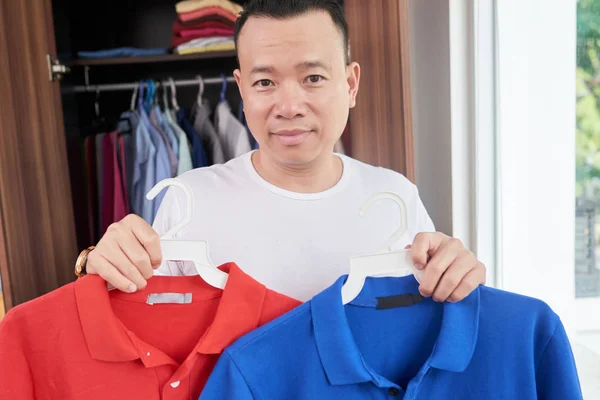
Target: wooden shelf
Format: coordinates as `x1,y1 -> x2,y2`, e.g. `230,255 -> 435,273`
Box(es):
65,50 -> 237,66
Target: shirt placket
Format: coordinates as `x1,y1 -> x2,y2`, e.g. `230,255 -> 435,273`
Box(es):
161,350 -> 199,400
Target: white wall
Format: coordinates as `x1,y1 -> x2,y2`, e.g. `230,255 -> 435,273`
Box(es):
409,0 -> 453,236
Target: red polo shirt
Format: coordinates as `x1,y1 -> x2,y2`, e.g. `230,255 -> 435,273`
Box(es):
0,262 -> 301,400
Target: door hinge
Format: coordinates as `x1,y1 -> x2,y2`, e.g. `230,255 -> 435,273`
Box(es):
47,54 -> 70,81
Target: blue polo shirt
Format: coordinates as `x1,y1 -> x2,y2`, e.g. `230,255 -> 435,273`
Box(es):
200,275 -> 582,399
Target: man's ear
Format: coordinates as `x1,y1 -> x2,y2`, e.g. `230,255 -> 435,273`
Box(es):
346,62 -> 361,108
234,69 -> 243,100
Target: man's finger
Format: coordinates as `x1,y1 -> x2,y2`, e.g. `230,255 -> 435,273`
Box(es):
448,263 -> 485,302
93,253 -> 137,293
129,217 -> 163,268
410,232 -> 447,268
113,234 -> 153,286
418,239 -> 459,297
431,254 -> 477,302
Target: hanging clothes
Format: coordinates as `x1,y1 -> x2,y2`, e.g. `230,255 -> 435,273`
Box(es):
165,110 -> 193,175
117,112 -> 139,210
100,133 -> 115,234
99,131 -> 128,235
191,100 -> 224,165
215,99 -> 251,161
137,83 -> 170,222
181,106 -> 213,167
117,135 -> 131,214
84,136 -> 98,244
95,133 -> 105,237
128,106 -> 157,225
150,106 -> 179,177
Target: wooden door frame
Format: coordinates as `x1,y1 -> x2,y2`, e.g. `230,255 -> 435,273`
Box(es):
345,0 -> 415,182
0,0 -> 78,310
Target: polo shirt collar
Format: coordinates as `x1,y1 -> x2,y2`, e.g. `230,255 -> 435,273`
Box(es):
311,275 -> 480,386
75,262 -> 266,362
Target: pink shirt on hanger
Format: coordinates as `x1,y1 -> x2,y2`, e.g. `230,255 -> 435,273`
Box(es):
112,132 -> 128,226
100,132 -> 127,236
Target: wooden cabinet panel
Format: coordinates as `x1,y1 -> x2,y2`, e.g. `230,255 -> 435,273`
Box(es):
345,0 -> 415,181
0,0 -> 77,310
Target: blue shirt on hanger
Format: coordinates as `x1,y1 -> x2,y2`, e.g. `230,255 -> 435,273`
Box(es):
200,275 -> 582,400
177,108 -> 209,168
138,99 -> 171,222
128,109 -> 156,225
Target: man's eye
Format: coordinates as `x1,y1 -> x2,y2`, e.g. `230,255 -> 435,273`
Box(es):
306,75 -> 323,83
255,79 -> 273,87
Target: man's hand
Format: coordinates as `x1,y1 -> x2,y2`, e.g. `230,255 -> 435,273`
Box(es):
408,232 -> 486,302
86,214 -> 163,292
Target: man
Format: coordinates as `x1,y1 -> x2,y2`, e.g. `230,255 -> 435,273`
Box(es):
82,0 -> 485,303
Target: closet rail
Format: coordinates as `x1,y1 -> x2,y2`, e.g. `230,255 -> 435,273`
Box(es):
67,76 -> 236,93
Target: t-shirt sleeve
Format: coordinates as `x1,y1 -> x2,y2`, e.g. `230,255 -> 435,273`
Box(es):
535,320 -> 583,399
199,351 -> 255,400
414,185 -> 435,233
0,310 -> 35,399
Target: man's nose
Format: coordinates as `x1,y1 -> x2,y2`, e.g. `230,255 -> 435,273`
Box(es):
275,83 -> 307,119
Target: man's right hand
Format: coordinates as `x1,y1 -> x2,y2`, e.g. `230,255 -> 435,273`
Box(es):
86,214 -> 163,292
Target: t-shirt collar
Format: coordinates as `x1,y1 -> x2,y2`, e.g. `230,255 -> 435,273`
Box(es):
74,262 -> 266,362
311,275 -> 480,386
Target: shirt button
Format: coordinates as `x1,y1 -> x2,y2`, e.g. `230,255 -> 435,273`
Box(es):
170,381 -> 180,388
388,387 -> 399,396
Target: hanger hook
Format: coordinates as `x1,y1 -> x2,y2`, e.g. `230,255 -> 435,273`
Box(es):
197,75 -> 205,97
130,82 -> 139,111
219,73 -> 227,102
169,78 -> 180,110
146,178 -> 194,239
360,192 -> 408,252
94,88 -> 100,117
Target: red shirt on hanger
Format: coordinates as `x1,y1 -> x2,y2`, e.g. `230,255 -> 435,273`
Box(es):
0,263 -> 301,400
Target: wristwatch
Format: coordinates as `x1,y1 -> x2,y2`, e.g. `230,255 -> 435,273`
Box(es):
75,246 -> 95,278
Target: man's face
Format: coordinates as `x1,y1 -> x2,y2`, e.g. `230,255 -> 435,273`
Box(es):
234,10 -> 360,166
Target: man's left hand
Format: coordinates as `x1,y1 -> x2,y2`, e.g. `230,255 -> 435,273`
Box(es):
408,232 -> 486,302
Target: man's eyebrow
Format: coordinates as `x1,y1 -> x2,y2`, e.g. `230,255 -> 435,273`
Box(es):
295,61 -> 332,72
250,65 -> 274,74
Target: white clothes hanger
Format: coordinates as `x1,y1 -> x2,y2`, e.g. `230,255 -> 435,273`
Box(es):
130,82 -> 139,111
169,77 -> 180,111
145,178 -> 228,289
341,192 -> 424,305
196,75 -> 205,106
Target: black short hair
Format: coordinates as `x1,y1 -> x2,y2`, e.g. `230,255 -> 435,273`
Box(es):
234,0 -> 350,65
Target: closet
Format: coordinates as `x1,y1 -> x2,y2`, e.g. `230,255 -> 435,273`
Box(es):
0,0 -> 414,313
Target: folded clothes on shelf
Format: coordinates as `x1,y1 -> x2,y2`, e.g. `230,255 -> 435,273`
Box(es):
77,47 -> 169,58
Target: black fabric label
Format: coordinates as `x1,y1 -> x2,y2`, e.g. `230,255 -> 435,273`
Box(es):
376,293 -> 424,309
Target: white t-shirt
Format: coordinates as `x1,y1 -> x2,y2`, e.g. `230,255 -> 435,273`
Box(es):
153,150 -> 435,301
